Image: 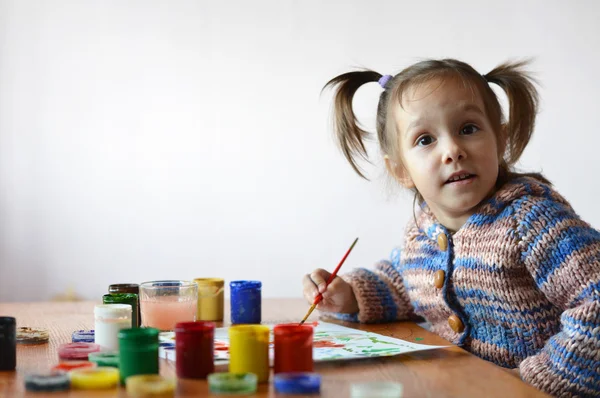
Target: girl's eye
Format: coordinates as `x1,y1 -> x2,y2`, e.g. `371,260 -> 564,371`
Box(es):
460,124 -> 479,135
417,135 -> 434,146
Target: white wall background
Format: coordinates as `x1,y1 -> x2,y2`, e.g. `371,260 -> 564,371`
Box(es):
0,0 -> 599,302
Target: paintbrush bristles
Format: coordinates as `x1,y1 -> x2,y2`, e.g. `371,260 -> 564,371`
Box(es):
299,303 -> 317,325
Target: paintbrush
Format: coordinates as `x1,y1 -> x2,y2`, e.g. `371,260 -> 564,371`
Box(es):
299,237 -> 359,325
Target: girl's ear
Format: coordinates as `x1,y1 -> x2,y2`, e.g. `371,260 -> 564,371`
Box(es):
384,155 -> 415,189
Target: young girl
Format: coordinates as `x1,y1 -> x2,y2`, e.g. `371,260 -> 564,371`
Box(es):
303,59 -> 600,397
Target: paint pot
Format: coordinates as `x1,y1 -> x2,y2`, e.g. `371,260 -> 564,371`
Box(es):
230,280 -> 261,324
175,321 -> 215,379
350,382 -> 404,398
16,327 -> 49,344
0,317 -> 16,371
58,343 -> 101,360
194,278 -> 224,321
70,367 -> 119,389
103,293 -> 139,328
24,371 -> 70,392
274,372 -> 321,394
139,280 -> 198,331
88,351 -> 119,368
108,283 -> 141,325
274,323 -> 314,374
228,325 -> 269,383
208,373 -> 258,394
94,304 -> 132,351
118,327 -> 159,385
126,375 -> 176,397
72,329 -> 95,343
52,361 -> 96,372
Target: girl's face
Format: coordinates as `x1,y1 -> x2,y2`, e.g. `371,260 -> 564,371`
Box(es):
391,77 -> 500,230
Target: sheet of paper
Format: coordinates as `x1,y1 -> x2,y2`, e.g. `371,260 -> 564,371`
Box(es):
159,321 -> 448,364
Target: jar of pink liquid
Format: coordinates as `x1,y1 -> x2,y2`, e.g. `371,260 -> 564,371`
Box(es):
139,281 -> 198,331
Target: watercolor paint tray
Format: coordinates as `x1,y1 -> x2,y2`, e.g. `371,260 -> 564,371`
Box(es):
159,321 -> 447,365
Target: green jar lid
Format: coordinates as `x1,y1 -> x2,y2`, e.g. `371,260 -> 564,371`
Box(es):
118,327 -> 158,341
208,373 -> 258,394
103,293 -> 137,303
88,351 -> 120,368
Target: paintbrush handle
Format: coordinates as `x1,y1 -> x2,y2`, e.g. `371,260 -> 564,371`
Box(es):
311,237 -> 359,305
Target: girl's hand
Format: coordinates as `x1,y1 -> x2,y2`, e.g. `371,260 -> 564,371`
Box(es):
302,268 -> 359,314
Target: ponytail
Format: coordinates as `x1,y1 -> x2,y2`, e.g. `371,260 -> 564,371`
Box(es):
484,61 -> 539,165
323,71 -> 383,179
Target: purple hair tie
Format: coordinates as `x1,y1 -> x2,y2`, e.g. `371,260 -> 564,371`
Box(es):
378,74 -> 392,88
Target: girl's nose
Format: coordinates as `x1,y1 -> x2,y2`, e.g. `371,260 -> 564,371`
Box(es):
442,138 -> 466,164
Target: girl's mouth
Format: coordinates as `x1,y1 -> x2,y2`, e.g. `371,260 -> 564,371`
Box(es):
445,173 -> 476,184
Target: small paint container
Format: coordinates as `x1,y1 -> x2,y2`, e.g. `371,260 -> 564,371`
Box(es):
139,280 -> 198,331
16,326 -> 49,344
24,371 -> 70,392
118,327 -> 159,385
229,325 -> 270,383
94,304 -> 132,351
194,278 -> 224,321
72,329 -> 95,343
274,372 -> 321,394
126,375 -> 176,397
350,382 -> 404,398
108,283 -> 141,325
207,373 -> 258,395
88,351 -> 120,368
0,316 -> 16,371
58,342 -> 101,360
175,321 -> 215,379
230,280 -> 262,324
103,293 -> 139,328
71,367 -> 119,389
274,323 -> 314,374
52,360 -> 96,372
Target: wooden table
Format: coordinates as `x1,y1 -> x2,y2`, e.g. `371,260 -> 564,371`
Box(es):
0,299 -> 548,397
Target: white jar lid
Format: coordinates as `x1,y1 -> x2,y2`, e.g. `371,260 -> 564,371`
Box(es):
94,304 -> 132,318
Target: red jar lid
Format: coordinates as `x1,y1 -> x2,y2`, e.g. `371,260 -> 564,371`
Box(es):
175,321 -> 215,333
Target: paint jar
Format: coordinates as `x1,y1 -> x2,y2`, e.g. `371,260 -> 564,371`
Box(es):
126,375 -> 176,396
230,280 -> 261,324
103,294 -> 139,328
274,323 -> 314,374
118,327 -> 159,385
351,382 -> 404,398
208,373 -> 258,394
194,278 -> 224,321
94,304 -> 132,351
108,283 -> 141,326
228,325 -> 269,383
139,280 -> 198,331
0,316 -> 16,371
175,321 -> 215,379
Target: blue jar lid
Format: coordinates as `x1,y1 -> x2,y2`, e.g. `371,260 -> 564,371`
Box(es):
230,280 -> 262,290
274,372 -> 321,394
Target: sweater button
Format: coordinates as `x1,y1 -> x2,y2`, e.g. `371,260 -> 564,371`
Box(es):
448,315 -> 464,333
437,234 -> 448,251
433,270 -> 445,288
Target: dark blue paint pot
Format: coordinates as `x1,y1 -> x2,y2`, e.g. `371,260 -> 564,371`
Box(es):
230,281 -> 262,324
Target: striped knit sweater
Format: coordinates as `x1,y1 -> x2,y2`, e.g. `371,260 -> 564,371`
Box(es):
333,177 -> 600,397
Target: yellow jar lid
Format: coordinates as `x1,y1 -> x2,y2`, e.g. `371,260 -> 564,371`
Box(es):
194,278 -> 224,288
126,375 -> 176,397
70,367 -> 119,389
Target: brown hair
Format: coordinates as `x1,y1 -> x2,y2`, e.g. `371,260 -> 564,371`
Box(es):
323,58 -> 550,203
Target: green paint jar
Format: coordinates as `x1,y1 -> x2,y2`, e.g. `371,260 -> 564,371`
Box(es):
118,327 -> 159,385
103,293 -> 139,328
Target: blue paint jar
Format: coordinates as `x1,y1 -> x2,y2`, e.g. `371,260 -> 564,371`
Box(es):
230,281 -> 262,324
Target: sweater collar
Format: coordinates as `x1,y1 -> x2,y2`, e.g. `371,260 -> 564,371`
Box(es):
415,176 -> 553,241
